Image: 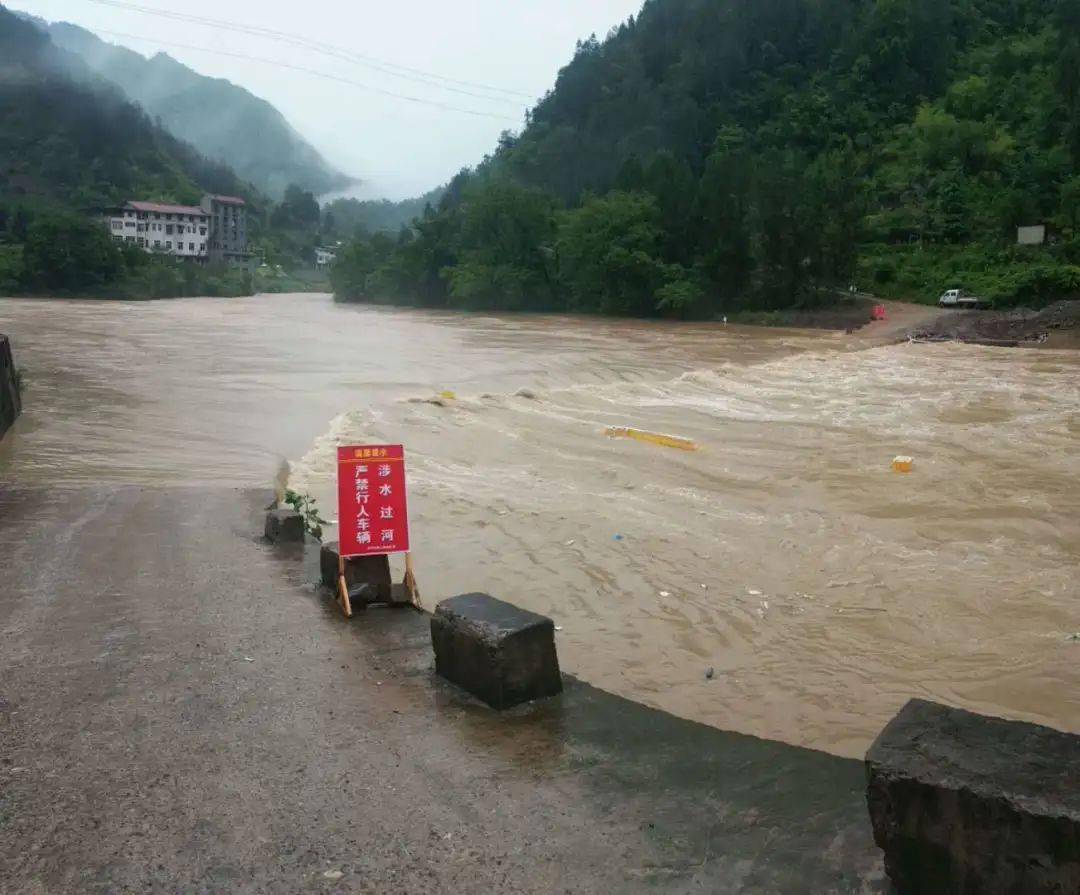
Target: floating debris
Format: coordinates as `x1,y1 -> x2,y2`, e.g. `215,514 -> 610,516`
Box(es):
659,590 -> 672,598
604,426 -> 697,451
892,455 -> 914,473
705,667 -> 715,680
515,387 -> 538,399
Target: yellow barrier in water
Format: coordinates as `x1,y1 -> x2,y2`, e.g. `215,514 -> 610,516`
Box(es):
604,426 -> 698,451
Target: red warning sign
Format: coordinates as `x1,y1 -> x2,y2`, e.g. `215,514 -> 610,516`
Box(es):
337,445 -> 410,558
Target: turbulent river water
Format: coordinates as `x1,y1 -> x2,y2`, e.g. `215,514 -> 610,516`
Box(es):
1,292 -> 1078,757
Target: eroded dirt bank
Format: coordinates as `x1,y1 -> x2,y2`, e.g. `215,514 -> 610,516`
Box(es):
908,300 -> 1080,349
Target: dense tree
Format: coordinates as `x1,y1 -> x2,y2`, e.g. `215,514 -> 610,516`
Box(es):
329,0 -> 1080,314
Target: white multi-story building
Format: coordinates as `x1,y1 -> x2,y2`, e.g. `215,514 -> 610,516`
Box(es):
107,201 -> 210,260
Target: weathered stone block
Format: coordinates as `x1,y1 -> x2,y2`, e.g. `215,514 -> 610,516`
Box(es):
264,507 -> 305,543
0,334 -> 21,441
866,698 -> 1080,894
431,593 -> 562,710
319,541 -> 392,603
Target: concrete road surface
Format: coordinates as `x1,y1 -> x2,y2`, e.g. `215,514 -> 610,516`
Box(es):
0,486 -> 885,893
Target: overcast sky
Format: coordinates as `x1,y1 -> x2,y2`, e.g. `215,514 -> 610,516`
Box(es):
17,0 -> 643,200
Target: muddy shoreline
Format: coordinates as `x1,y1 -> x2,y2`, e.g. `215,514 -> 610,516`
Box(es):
907,300 -> 1080,349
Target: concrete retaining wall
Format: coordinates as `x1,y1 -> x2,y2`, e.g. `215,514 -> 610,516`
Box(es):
0,334 -> 20,440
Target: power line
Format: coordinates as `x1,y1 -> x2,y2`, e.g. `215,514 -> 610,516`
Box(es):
92,27 -> 524,122
81,0 -> 539,103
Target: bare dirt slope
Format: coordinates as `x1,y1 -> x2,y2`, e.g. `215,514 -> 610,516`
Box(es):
908,300 -> 1080,349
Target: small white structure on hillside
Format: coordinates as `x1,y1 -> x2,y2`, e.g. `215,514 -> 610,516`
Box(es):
315,247 -> 337,270
1017,225 -> 1047,246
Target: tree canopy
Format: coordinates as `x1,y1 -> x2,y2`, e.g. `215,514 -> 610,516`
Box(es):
334,0 -> 1080,315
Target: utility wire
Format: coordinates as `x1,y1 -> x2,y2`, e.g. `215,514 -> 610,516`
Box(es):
92,27 -> 524,122
81,0 -> 539,103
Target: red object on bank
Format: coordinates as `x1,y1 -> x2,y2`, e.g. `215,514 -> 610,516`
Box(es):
337,444 -> 411,558
873,304 -> 887,320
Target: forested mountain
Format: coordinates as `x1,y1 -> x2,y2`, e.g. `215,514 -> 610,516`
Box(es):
0,4 -> 255,294
323,186 -> 446,238
38,19 -> 353,199
334,0 -> 1080,316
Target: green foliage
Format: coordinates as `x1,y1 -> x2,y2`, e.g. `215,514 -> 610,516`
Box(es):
23,212 -> 124,291
0,244 -> 24,293
556,191 -> 665,315
321,0 -> 1080,315
283,489 -> 328,540
324,187 -> 446,238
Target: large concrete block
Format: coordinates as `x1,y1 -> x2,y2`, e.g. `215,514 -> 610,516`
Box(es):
264,507 -> 305,543
319,541 -> 392,603
431,593 -> 562,710
0,334 -> 20,441
866,698 -> 1080,894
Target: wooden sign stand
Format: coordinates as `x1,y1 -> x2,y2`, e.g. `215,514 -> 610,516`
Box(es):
337,554 -> 352,618
335,552 -> 421,618
403,552 -> 421,609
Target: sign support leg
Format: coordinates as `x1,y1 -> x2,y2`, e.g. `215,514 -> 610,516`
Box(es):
403,552 -> 421,609
337,554 -> 352,618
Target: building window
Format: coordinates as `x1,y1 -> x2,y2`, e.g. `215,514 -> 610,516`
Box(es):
189,243 -> 195,252
137,238 -> 145,247
154,240 -> 161,248
166,225 -> 174,235
165,241 -> 173,250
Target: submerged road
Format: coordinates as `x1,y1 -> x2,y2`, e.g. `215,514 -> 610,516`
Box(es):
0,485 -> 884,892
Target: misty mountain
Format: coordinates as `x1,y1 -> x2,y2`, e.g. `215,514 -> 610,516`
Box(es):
0,4 -> 253,210
40,19 -> 354,200
324,185 -> 446,237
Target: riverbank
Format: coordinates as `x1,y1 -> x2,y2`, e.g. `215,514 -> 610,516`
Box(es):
0,485 -> 884,892
908,300 -> 1080,349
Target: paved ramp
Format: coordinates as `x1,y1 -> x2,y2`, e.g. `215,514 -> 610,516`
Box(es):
0,486 -> 883,892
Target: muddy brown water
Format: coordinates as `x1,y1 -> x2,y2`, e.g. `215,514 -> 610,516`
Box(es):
1,292 -> 1077,758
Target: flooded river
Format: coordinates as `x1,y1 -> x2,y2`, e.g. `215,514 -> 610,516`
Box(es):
1,292 -> 1077,757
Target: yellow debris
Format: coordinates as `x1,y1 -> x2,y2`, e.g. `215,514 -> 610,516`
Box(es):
891,456 -> 914,473
439,390 -> 457,400
604,426 -> 698,451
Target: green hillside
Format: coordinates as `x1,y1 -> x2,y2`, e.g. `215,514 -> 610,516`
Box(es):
43,20 -> 354,200
334,0 -> 1080,316
323,186 -> 446,238
0,4 -> 255,295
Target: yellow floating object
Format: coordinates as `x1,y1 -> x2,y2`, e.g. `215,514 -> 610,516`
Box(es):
439,390 -> 457,400
604,426 -> 698,451
891,455 -> 914,473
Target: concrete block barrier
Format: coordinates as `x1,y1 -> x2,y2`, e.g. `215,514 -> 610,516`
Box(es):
866,698 -> 1080,894
431,593 -> 562,710
0,334 -> 21,440
264,507 -> 305,543
319,541 -> 392,604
